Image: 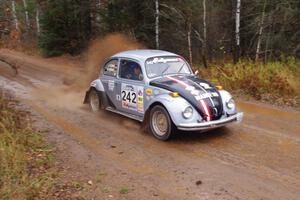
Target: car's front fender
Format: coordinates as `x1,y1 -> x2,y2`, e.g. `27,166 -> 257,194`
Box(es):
146,94 -> 202,126
219,90 -> 237,115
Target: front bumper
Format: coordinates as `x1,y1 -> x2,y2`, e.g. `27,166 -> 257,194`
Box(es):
177,112 -> 243,131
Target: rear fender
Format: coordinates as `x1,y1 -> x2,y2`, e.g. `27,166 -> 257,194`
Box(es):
83,79 -> 107,107
91,79 -> 104,92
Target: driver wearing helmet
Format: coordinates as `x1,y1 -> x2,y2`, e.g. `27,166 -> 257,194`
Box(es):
127,63 -> 143,81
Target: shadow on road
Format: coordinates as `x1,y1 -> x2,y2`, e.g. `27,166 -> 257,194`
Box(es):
171,127 -> 231,144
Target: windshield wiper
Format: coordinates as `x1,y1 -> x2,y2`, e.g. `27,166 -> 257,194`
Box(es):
177,63 -> 186,73
161,64 -> 171,76
161,63 -> 186,77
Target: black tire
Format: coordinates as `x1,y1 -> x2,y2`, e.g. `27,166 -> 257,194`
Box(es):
88,88 -> 101,112
149,105 -> 174,141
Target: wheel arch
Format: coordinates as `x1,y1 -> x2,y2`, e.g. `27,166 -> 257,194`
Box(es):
83,86 -> 97,104
83,79 -> 105,104
143,100 -> 175,126
83,86 -> 109,109
144,101 -> 176,141
143,94 -> 198,127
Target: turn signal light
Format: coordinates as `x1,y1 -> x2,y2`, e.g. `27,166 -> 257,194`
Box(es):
216,85 -> 223,90
169,92 -> 180,97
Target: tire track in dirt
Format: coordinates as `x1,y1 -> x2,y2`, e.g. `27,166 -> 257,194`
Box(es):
26,101 -> 195,199
32,99 -> 300,199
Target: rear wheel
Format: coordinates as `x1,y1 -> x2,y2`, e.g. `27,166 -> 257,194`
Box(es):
149,105 -> 174,141
89,89 -> 101,112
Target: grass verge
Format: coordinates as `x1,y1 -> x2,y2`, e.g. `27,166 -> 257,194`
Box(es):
199,58 -> 300,107
0,94 -> 56,199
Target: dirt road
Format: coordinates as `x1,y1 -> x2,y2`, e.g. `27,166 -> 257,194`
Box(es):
0,49 -> 299,200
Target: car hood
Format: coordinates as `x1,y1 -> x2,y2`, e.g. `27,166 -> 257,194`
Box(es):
150,75 -> 223,121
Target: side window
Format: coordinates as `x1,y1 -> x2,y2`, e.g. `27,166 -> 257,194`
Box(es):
119,59 -> 143,81
103,59 -> 118,77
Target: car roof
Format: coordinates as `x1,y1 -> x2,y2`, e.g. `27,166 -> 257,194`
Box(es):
111,49 -> 179,62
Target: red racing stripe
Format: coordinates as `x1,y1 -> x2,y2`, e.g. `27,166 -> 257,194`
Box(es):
167,76 -> 190,88
199,99 -> 211,121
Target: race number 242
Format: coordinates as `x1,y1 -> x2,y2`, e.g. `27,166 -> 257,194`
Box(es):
121,90 -> 137,104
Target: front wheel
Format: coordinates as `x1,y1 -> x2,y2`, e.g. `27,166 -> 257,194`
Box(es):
89,89 -> 101,112
149,105 -> 174,141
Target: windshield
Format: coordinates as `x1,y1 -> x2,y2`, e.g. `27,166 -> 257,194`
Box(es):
145,56 -> 191,78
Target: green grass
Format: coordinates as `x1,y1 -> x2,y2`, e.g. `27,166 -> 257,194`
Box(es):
119,187 -> 129,194
198,58 -> 300,106
0,95 -> 56,199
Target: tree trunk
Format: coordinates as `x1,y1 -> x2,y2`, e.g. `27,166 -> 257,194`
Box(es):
187,21 -> 192,66
11,0 -> 19,31
264,14 -> 272,63
22,0 -> 30,29
202,0 -> 208,68
234,0 -> 241,64
255,0 -> 267,62
155,0 -> 159,49
96,0 -> 101,23
36,6 -> 40,35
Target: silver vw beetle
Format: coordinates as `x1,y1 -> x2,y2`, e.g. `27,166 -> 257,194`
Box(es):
84,50 -> 243,140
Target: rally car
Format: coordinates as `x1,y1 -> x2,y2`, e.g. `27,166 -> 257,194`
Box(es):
84,50 -> 243,140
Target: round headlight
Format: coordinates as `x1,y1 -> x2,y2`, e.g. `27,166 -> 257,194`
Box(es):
182,106 -> 193,119
226,98 -> 235,109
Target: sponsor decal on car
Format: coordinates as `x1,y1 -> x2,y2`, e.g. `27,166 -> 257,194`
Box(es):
108,80 -> 115,91
195,93 -> 219,100
145,88 -> 153,95
199,82 -> 211,89
121,84 -> 144,112
137,87 -> 144,113
146,57 -> 182,65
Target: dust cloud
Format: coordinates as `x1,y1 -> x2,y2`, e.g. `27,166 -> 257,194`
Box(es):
35,33 -> 144,113
64,33 -> 144,91
1,34 -> 147,130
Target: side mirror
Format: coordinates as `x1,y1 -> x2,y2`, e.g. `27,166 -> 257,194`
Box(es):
194,70 -> 199,75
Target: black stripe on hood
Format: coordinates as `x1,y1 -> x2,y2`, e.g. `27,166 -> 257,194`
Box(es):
150,75 -> 223,121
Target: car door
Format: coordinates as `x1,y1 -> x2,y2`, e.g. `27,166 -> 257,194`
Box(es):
100,59 -> 122,109
116,58 -> 145,117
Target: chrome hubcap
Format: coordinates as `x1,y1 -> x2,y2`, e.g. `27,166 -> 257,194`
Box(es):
152,110 -> 168,136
